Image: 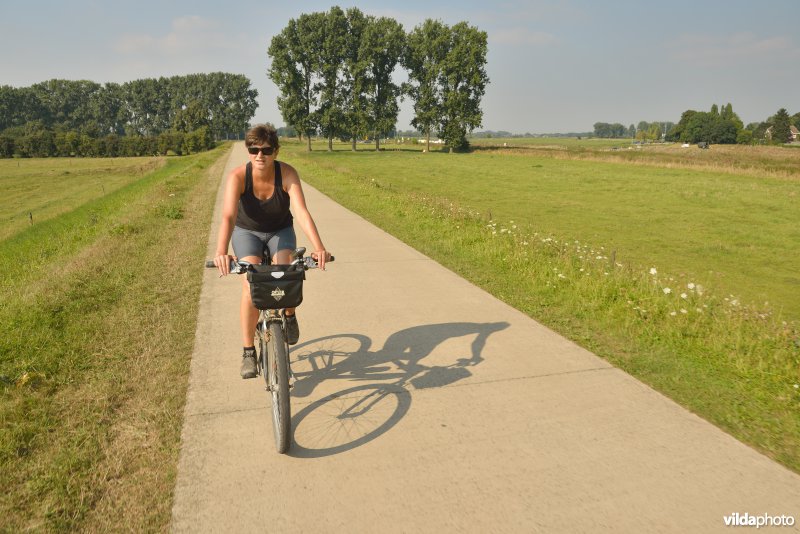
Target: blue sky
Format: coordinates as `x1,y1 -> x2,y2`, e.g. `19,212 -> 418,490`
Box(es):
1,0 -> 798,133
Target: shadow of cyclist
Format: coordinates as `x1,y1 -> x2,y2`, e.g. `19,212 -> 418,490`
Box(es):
292,321 -> 509,396
288,321 -> 508,457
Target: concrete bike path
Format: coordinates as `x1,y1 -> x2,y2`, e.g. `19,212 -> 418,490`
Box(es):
171,143 -> 800,533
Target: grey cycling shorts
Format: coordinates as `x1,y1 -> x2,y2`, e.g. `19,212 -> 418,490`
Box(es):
231,225 -> 297,261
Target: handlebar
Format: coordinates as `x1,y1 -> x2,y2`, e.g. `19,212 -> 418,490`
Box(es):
205,247 -> 334,273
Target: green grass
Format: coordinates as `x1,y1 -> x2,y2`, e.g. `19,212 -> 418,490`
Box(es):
0,156 -> 166,240
0,145 -> 230,531
281,139 -> 800,472
286,140 -> 800,320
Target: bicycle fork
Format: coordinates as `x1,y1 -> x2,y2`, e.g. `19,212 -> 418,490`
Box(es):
257,317 -> 296,391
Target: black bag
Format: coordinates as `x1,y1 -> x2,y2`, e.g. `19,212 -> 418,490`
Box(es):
246,265 -> 305,309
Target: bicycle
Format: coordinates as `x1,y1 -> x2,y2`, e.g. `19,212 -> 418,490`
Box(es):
205,247 -> 333,453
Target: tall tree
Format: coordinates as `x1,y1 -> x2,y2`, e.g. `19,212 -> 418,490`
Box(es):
316,6 -> 348,151
438,21 -> 489,151
404,19 -> 449,152
269,13 -> 322,150
340,7 -> 370,150
770,108 -> 792,144
720,102 -> 744,131
362,16 -> 405,150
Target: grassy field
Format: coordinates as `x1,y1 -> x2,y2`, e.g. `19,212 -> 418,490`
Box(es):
287,139 -> 800,320
0,157 -> 165,240
281,138 -> 800,472
0,146 -> 230,531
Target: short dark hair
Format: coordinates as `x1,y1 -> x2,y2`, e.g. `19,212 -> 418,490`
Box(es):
245,124 -> 280,149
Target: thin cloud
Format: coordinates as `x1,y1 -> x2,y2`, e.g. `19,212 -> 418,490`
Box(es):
492,28 -> 558,46
115,16 -> 238,56
667,32 -> 800,67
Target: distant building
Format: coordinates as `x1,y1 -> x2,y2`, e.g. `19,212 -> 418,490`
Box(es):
765,125 -> 800,142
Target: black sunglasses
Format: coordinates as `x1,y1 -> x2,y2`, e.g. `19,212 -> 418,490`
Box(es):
247,145 -> 275,155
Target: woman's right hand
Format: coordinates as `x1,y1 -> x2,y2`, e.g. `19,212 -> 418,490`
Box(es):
214,254 -> 236,276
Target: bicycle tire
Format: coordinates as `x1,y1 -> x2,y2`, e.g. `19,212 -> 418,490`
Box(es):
266,320 -> 291,453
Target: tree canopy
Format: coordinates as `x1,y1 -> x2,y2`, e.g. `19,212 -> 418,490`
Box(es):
0,73 -> 258,141
404,20 -> 489,151
769,108 -> 792,144
268,8 -> 489,152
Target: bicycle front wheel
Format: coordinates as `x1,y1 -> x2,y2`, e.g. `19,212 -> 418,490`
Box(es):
266,321 -> 291,453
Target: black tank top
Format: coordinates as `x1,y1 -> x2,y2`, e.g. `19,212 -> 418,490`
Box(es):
235,161 -> 293,232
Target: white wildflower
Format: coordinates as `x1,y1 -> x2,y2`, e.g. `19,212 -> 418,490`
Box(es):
663,287 -> 672,295
680,309 -> 688,314
681,293 -> 688,299
670,311 -> 677,316
687,283 -> 695,290
649,268 -> 657,275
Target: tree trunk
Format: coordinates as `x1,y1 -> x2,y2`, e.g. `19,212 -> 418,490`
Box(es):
426,131 -> 430,152
352,135 -> 357,151
306,134 -> 312,151
328,136 -> 333,151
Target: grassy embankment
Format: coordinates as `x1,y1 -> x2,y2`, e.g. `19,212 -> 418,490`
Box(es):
282,138 -> 800,473
0,145 -> 230,531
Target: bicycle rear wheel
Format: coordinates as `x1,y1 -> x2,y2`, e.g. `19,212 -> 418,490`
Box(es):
266,320 -> 291,453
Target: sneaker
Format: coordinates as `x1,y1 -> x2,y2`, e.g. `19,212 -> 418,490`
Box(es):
240,349 -> 257,379
285,314 -> 300,345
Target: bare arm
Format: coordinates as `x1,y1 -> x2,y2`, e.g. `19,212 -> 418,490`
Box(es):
213,166 -> 245,275
282,163 -> 330,270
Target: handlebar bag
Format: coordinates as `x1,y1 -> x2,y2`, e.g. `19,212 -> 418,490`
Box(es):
247,265 -> 305,309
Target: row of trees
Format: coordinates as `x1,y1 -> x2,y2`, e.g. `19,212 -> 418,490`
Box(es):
748,108 -> 799,144
666,103 -> 743,144
0,72 -> 258,141
268,7 -> 489,152
667,104 -> 799,145
0,128 -> 214,159
596,104 -> 799,145
593,121 -> 674,140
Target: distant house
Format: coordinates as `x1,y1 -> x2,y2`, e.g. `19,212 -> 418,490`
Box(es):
765,125 -> 800,142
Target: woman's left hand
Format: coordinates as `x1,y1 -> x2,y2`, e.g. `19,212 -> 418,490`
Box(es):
312,250 -> 330,270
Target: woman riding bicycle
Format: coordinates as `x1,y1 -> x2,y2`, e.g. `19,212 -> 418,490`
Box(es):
213,123 -> 331,378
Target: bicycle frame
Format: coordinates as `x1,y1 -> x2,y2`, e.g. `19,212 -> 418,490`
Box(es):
206,247 -> 332,454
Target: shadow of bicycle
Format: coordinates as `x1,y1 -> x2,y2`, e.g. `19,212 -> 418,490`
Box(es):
287,321 -> 509,458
